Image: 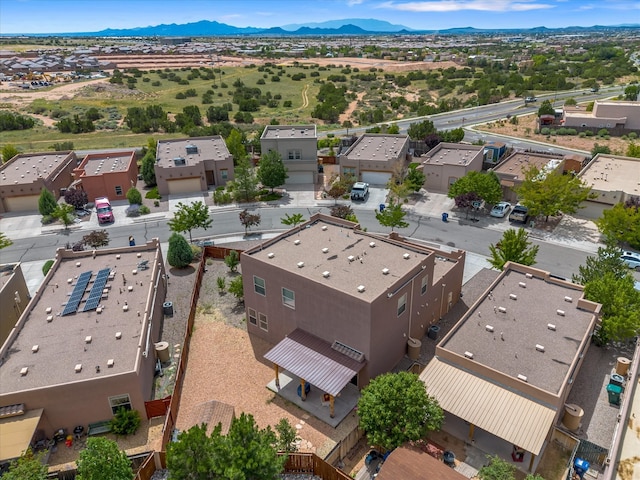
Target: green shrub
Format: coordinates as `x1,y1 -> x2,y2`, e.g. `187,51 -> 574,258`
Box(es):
584,130 -> 594,136
42,259 -> 54,276
217,276 -> 226,292
191,244 -> 202,260
597,128 -> 609,137
540,127 -> 551,135
144,187 -> 161,199
154,200 -> 160,207
41,215 -> 55,225
139,205 -> 150,215
110,408 -> 141,436
629,132 -> 638,140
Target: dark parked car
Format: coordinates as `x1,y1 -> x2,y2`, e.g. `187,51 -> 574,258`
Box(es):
509,205 -> 529,223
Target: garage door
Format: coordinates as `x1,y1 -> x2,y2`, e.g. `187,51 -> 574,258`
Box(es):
167,178 -> 202,195
286,172 -> 314,185
577,201 -> 609,220
4,195 -> 39,212
361,171 -> 391,186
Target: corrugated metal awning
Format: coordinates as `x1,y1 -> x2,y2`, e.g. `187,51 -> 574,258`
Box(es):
264,329 -> 365,397
420,358 -> 555,455
0,408 -> 43,462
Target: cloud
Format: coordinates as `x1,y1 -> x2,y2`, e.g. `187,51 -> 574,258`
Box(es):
376,0 -> 555,13
347,0 -> 366,4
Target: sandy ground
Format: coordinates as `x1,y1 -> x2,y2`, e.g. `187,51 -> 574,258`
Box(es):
0,78 -> 108,108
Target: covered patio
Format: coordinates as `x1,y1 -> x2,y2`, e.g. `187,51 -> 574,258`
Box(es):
265,329 -> 364,428
0,407 -> 45,465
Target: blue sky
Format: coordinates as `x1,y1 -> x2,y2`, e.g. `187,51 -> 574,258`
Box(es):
1,0 -> 638,34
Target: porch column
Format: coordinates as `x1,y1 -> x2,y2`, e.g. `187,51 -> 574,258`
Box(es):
468,423 -> 475,442
529,453 -> 536,472
329,395 -> 335,418
301,379 -> 307,401
274,364 -> 280,389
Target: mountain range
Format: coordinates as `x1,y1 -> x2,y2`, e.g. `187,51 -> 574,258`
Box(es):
8,18 -> 640,37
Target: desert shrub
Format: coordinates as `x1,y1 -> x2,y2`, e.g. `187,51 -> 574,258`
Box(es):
139,205 -> 150,214
42,260 -> 54,276
110,408 -> 141,436
145,187 -> 161,199
217,276 -> 226,292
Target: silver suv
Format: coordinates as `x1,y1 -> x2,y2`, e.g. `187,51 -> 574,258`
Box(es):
350,182 -> 369,201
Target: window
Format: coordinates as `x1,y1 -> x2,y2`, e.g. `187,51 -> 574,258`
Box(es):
421,275 -> 429,295
220,169 -> 228,180
253,276 -> 266,296
109,394 -> 132,415
288,149 -> 301,160
259,313 -> 268,331
343,167 -> 356,176
282,288 -> 295,309
114,186 -> 123,196
397,293 -> 407,316
248,308 -> 257,326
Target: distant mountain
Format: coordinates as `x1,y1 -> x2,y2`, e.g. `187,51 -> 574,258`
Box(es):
93,20 -> 262,37
280,18 -> 411,32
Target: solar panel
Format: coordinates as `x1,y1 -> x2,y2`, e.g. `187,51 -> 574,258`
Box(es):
61,271 -> 93,316
82,268 -> 111,312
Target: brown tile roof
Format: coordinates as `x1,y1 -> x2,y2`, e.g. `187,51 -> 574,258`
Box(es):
376,444 -> 467,480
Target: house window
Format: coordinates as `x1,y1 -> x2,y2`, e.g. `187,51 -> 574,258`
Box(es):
288,149 -> 301,160
282,288 -> 295,309
221,169 -> 228,180
248,308 -> 257,326
259,313 -> 268,331
114,186 -> 123,196
397,293 -> 407,316
343,167 -> 356,176
421,275 -> 429,295
253,276 -> 266,296
109,394 -> 132,415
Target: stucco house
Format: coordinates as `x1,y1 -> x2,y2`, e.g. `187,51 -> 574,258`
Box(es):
0,239 -> 167,459
0,151 -> 77,213
73,150 -> 138,202
0,263 -> 30,348
338,134 -> 410,185
563,100 -> 640,134
155,136 -> 234,195
260,125 -> 318,185
419,143 -> 484,193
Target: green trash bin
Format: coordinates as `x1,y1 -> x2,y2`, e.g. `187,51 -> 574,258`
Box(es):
607,384 -> 622,405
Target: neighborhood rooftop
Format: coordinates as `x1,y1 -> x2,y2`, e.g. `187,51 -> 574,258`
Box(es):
156,136 -> 231,167
580,154 -> 640,194
0,243 -> 161,394
79,151 -> 135,176
0,152 -> 74,185
421,143 -> 483,166
261,125 -> 316,139
440,267 -> 598,394
342,134 -> 408,162
493,151 -> 563,181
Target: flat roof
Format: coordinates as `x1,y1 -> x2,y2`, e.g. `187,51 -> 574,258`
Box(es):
261,125 -> 316,140
422,142 -> 482,166
494,151 -> 563,181
342,134 -> 408,162
78,151 -> 134,176
579,154 -> 640,194
376,444 -> 468,480
0,151 -> 74,186
156,136 -> 231,168
246,217 -> 436,301
0,243 -> 161,394
440,267 -> 596,394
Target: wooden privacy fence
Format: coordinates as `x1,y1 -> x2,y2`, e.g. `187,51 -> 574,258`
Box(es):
281,453 -> 352,480
144,396 -> 171,419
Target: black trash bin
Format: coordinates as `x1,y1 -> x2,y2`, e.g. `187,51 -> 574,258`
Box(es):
163,301 -> 174,317
428,325 -> 441,340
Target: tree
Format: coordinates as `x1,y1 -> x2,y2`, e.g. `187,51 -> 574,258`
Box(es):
516,166 -> 593,222
2,448 -> 47,480
1,143 -> 19,163
488,228 -> 539,270
126,186 -> 142,205
627,142 -> 640,159
281,213 -> 305,231
585,273 -> 640,344
405,166 -> 426,193
257,150 -> 288,193
233,157 -> 259,202
226,128 -> 248,164
330,204 -> 354,220
324,174 -> 350,204
275,418 -> 298,453
407,119 -> 436,140
38,188 -> 57,216
224,250 -> 240,272
239,209 -> 261,235
624,84 -> 639,101
82,230 -> 110,248
572,242 -> 629,285
167,233 -> 194,268
453,191 -> 482,219
0,231 -> 13,249
537,99 -> 555,116
477,455 -> 516,480
596,202 -> 640,250
375,199 -> 409,231
140,149 -> 157,187
357,371 -> 444,451
64,188 -> 88,208
387,123 -> 400,134
448,171 -> 502,206
228,276 -> 244,303
76,437 -> 133,480
168,201 -> 213,243
52,203 -> 75,230
166,424 -> 215,480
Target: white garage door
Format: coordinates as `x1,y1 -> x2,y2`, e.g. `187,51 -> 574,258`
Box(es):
361,171 -> 391,186
577,201 -> 609,220
167,178 -> 202,195
286,172 -> 314,185
4,195 -> 39,212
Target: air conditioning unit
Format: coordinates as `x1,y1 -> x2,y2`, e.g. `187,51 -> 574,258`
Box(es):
297,262 -> 305,268
403,253 -> 411,259
357,285 -> 366,293
464,351 -> 474,359
382,268 -> 390,275
322,271 -> 330,278
486,325 -> 494,332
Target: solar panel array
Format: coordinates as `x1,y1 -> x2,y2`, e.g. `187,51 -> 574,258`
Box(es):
61,271 -> 93,316
82,268 -> 111,312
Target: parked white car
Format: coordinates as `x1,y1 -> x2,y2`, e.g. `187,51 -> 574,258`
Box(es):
490,202 -> 511,218
621,251 -> 640,271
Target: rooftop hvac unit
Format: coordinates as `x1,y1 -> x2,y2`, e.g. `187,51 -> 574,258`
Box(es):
519,282 -> 527,288
548,323 -> 556,331
509,294 -> 517,300
297,262 -> 305,268
322,271 -> 330,278
517,374 -> 528,382
294,239 -> 301,245
348,255 -> 355,262
536,344 -> 545,352
525,273 -> 533,279
403,253 -> 411,259
564,296 -> 573,303
357,285 -> 366,293
464,351 -> 474,359
557,310 -> 565,316
369,242 -> 376,248
107,359 -> 114,367
75,364 -> 82,373
32,345 -> 39,353
267,252 -> 275,258
382,268 -> 390,275
322,248 -> 329,253
486,325 -> 494,332
20,367 -> 28,376
498,306 -> 507,313
322,225 -> 328,231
